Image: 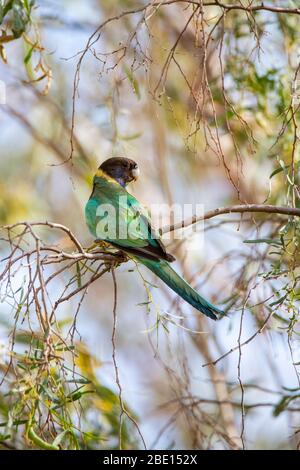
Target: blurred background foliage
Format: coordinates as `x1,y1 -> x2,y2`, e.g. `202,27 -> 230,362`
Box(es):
0,0 -> 300,450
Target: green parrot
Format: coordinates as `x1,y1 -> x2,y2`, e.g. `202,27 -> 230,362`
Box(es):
85,157 -> 224,320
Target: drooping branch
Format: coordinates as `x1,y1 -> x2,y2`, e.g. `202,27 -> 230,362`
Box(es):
70,0 -> 300,161
161,204 -> 300,233
210,1 -> 300,15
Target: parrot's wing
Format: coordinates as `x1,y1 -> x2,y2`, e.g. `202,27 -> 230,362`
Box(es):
87,186 -> 175,262
111,192 -> 175,262
109,210 -> 175,262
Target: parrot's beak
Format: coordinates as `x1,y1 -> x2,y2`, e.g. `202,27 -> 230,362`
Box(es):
132,166 -> 140,181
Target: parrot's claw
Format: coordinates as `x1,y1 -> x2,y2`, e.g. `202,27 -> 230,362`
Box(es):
94,239 -> 110,249
115,250 -> 128,263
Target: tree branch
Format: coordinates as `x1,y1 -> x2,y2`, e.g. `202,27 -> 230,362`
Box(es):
210,1 -> 300,15
161,204 -> 300,233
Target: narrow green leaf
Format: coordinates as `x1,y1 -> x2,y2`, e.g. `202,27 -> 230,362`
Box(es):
124,66 -> 141,99
244,238 -> 282,246
24,42 -> 37,64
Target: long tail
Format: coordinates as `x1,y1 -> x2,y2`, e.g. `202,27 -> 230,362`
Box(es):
140,258 -> 224,320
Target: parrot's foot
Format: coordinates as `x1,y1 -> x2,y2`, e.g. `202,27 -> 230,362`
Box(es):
104,251 -> 128,271
94,239 -> 110,249
115,250 -> 128,263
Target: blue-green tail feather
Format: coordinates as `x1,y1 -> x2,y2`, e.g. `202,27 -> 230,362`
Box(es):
140,258 -> 224,320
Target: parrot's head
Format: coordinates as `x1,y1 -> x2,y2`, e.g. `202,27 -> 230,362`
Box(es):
99,157 -> 140,187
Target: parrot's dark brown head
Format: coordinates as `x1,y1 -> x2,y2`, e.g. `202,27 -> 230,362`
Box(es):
99,157 -> 140,187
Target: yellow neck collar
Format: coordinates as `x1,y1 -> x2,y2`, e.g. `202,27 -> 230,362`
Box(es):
94,168 -> 119,185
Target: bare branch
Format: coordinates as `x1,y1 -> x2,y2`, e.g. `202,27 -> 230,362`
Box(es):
162,204 -> 300,233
